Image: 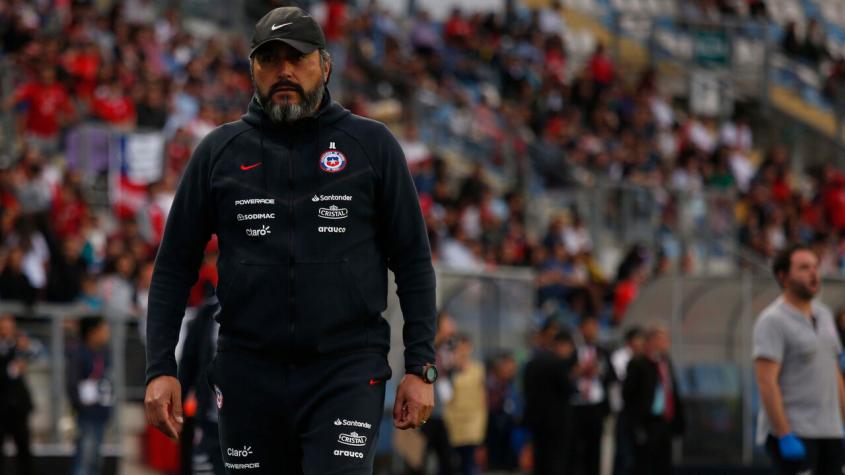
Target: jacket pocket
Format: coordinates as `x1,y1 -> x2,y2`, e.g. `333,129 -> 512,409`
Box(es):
216,260 -> 289,345
294,259 -> 369,350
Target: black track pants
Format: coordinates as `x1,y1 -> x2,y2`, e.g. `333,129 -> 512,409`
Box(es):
207,350 -> 392,474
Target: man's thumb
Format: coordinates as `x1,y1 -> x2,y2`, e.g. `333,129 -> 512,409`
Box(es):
172,389 -> 184,424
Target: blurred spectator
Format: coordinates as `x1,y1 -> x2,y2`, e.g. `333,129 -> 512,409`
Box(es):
524,328 -> 577,475
611,326 -> 645,475
67,316 -> 113,475
747,0 -> 767,18
91,78 -> 136,128
588,43 -> 615,89
484,351 -> 520,472
45,235 -> 87,302
538,1 -> 566,36
101,253 -> 140,319
569,316 -> 616,475
136,82 -> 169,130
612,246 -> 650,326
623,324 -> 685,475
178,297 -> 224,475
801,19 -> 830,65
0,314 -> 34,475
443,334 -> 487,475
0,246 -> 37,305
424,312 -> 458,475
782,21 -> 802,58
5,65 -> 75,156
825,58 -> 845,115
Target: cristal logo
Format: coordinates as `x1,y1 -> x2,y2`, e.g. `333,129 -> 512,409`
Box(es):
318,206 -> 348,220
338,432 -> 367,447
227,446 -> 253,457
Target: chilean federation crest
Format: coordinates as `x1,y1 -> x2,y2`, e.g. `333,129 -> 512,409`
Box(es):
319,142 -> 347,173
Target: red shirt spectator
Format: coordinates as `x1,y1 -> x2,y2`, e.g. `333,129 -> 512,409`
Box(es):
589,44 -> 615,87
63,44 -> 101,100
51,183 -> 88,240
13,67 -> 74,138
823,172 -> 845,231
91,83 -> 136,126
323,0 -> 347,42
444,9 -> 472,44
613,278 -> 638,325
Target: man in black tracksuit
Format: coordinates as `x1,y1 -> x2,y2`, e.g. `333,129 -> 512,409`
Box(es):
144,7 -> 437,474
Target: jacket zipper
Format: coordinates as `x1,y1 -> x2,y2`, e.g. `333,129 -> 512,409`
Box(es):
287,141 -> 296,346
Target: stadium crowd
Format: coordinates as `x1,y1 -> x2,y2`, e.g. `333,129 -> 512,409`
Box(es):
0,0 -> 845,473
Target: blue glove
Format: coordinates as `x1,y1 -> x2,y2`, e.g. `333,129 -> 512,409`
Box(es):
778,433 -> 806,461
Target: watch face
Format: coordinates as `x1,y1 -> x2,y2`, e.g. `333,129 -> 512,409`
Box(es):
424,366 -> 437,383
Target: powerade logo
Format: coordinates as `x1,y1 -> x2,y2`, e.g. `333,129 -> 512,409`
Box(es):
234,198 -> 274,205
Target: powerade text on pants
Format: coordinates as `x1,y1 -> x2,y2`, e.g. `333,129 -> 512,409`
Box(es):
146,90 -> 436,474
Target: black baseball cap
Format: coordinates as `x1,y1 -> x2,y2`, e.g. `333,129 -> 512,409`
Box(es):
250,7 -> 326,58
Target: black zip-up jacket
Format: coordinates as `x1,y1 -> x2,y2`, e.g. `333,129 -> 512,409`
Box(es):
145,91 -> 436,384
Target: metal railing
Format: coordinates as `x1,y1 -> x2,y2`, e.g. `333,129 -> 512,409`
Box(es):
0,301 -> 141,456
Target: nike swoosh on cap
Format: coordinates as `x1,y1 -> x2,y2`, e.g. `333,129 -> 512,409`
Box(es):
271,22 -> 292,31
240,163 -> 262,171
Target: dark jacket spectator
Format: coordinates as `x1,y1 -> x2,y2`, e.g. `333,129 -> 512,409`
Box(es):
524,330 -> 577,475
623,325 -> 685,475
0,314 -> 34,475
0,247 -> 37,305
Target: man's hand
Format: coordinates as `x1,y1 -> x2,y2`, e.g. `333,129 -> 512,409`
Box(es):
393,375 -> 434,430
144,376 -> 183,440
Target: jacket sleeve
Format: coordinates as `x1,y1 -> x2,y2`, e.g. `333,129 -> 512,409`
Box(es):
374,124 -> 436,371
145,137 -> 215,385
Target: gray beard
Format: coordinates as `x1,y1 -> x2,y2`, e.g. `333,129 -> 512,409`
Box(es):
255,83 -> 324,124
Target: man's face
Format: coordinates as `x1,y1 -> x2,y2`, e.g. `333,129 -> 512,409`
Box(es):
629,335 -> 645,355
649,329 -> 670,355
783,250 -> 821,300
554,340 -> 574,359
0,316 -> 14,340
580,319 -> 598,343
251,42 -> 328,123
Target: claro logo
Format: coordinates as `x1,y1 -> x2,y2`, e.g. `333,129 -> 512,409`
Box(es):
227,446 -> 253,457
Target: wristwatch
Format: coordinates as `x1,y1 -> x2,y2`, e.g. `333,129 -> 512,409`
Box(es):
407,363 -> 438,384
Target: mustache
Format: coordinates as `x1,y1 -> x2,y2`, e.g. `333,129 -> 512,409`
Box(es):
270,80 -> 305,96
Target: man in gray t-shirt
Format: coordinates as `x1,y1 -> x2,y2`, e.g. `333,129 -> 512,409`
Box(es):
753,244 -> 845,474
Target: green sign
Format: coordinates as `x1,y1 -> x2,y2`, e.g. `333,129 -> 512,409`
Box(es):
693,29 -> 731,67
